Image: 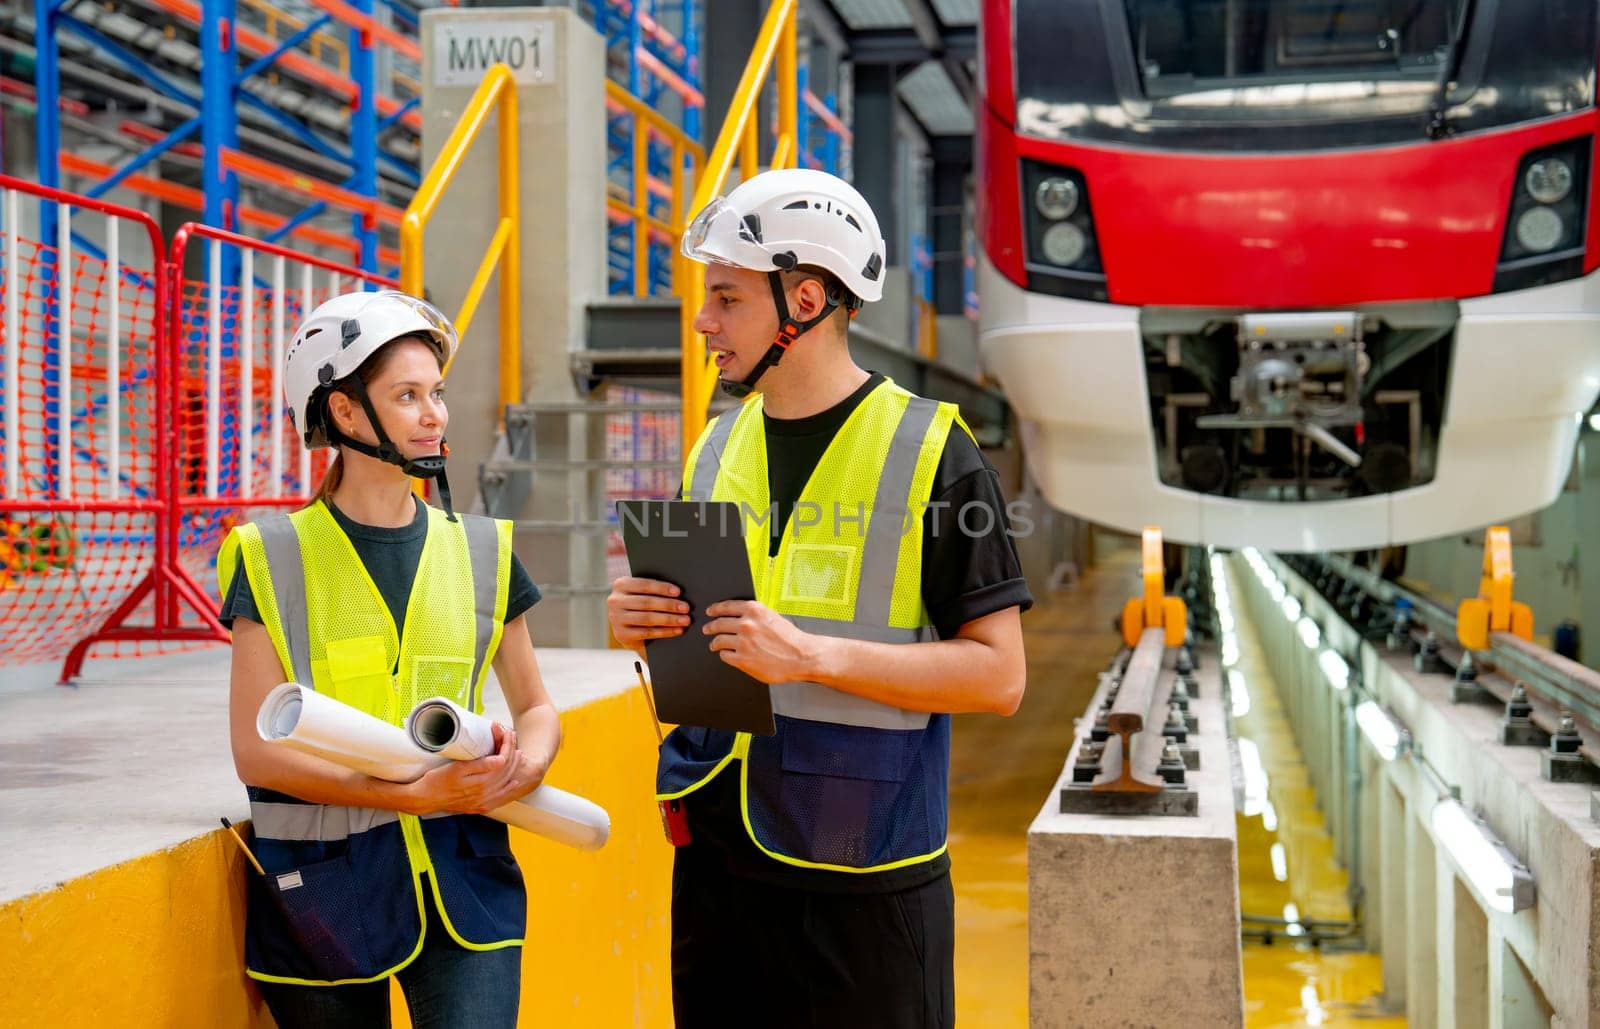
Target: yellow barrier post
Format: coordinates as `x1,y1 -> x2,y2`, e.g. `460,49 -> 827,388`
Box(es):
400,62 -> 521,420
677,0 -> 798,458
1120,527 -> 1188,648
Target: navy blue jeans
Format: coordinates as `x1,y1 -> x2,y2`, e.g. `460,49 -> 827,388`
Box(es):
256,886 -> 521,1029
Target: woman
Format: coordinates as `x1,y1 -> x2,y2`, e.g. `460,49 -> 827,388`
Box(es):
220,289 -> 558,1028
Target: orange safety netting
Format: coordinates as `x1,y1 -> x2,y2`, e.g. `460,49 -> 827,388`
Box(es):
171,270 -> 341,603
0,228 -> 166,667
2,210 -> 386,673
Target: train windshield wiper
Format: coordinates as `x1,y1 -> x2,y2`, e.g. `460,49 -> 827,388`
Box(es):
1426,0 -> 1478,140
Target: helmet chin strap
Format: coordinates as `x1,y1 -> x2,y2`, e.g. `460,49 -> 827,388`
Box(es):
326,376 -> 457,522
719,270 -> 841,399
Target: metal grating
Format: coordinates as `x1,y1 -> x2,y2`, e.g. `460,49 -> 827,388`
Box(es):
827,0 -> 914,29
930,0 -> 979,26
898,59 -> 973,135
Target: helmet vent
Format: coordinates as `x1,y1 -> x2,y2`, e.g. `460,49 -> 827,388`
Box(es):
844,214 -> 861,231
340,318 -> 361,349
303,328 -> 322,339
862,253 -> 883,281
740,214 -> 763,243
782,200 -> 809,210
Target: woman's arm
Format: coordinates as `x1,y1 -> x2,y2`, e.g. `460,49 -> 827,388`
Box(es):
228,617 -> 524,815
483,614 -> 562,806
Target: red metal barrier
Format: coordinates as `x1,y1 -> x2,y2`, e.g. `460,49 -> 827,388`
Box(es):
0,174 -> 398,681
0,173 -> 226,677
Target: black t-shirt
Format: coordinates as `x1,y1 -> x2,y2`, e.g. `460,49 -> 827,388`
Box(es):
218,497 -> 542,646
682,372 -> 1034,893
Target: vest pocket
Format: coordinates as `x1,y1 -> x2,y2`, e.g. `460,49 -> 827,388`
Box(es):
248,850 -> 376,981
419,815 -> 527,945
323,634 -> 396,721
408,655 -> 475,711
744,719 -> 926,868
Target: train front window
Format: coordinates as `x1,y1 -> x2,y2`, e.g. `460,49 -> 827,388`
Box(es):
1013,0 -> 1596,150
1124,0 -> 1465,100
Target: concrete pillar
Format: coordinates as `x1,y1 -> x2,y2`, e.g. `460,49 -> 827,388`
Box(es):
1378,779 -> 1408,1010
931,139 -> 968,317
420,8 -> 608,644
852,63 -> 899,265
1360,750 -> 1382,952
1446,874 -> 1491,1029
1405,801 -> 1439,1027
1492,936 -> 1554,1028
1028,663 -> 1243,1026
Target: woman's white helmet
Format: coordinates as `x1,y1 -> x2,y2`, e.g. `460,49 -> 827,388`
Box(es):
283,289 -> 457,449
681,168 -> 886,304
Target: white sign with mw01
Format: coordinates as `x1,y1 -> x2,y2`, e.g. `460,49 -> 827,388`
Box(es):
434,19 -> 554,86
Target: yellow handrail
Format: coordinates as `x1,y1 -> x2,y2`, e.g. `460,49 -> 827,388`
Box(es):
401,62 -> 521,419
678,0 -> 797,458
604,80 -> 704,298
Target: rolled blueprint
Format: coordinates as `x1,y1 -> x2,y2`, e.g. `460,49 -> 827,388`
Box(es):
258,683 -> 609,851
257,681 -> 437,782
407,696 -> 611,852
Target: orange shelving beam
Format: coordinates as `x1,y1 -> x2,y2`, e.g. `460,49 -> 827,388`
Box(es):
221,148 -> 406,226
59,152 -> 401,266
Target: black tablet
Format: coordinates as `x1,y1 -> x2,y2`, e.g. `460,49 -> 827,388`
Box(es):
616,500 -> 775,736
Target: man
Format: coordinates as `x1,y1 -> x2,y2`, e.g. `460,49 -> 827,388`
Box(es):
607,169 -> 1031,1028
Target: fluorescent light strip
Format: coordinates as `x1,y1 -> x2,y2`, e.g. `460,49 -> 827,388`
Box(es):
1297,617 -> 1321,649
1355,699 -> 1404,761
1281,596 -> 1302,623
1228,668 -> 1250,717
1430,799 -> 1536,914
1317,650 -> 1350,690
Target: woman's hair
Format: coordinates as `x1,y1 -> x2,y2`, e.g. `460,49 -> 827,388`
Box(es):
303,333 -> 446,508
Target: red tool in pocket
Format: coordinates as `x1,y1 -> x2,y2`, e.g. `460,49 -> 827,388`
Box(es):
638,661 -> 692,846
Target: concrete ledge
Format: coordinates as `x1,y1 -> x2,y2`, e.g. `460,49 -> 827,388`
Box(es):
0,645 -> 670,1025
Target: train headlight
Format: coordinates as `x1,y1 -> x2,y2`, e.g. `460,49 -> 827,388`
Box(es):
1494,136 -> 1590,293
1040,222 -> 1088,266
1035,177 -> 1079,220
1022,160 -> 1105,299
1515,207 -> 1565,253
1525,158 -> 1574,204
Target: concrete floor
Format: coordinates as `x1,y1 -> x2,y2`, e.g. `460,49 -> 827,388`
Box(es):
947,545 -> 1406,1027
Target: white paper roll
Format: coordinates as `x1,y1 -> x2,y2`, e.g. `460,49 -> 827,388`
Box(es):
406,695 -> 612,852
258,682 -> 437,783
258,684 -> 610,852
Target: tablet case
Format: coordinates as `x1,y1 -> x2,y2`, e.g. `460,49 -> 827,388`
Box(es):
616,500 -> 776,735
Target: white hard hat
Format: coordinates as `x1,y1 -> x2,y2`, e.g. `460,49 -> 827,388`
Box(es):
283,290 -> 457,449
681,168 -> 886,304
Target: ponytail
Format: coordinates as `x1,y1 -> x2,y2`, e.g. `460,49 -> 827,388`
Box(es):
303,451 -> 342,510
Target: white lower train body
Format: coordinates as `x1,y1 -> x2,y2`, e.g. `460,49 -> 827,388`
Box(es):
977,253 -> 1600,551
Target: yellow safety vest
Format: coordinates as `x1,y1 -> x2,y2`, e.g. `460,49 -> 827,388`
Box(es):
219,500 -> 522,985
657,378 -> 967,872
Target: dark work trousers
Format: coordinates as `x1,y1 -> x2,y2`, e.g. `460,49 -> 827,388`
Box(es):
670,847 -> 956,1029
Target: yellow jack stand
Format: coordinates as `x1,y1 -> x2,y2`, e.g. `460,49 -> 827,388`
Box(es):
1456,525 -> 1534,651
1121,527 -> 1189,648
